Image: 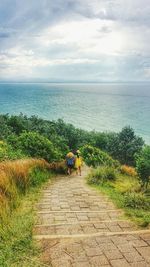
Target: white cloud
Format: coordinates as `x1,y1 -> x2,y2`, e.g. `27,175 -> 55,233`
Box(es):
0,0 -> 150,81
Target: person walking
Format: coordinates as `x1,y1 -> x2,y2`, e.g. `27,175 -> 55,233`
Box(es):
75,150 -> 83,176
66,151 -> 75,175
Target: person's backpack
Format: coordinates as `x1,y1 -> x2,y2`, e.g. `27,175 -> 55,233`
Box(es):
67,157 -> 74,166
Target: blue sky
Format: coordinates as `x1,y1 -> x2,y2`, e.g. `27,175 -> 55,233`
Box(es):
0,0 -> 150,82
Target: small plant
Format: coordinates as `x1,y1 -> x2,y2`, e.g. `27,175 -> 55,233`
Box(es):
87,168 -> 105,184
105,167 -> 117,180
87,166 -> 117,185
124,192 -> 150,210
115,175 -> 140,194
120,165 -> 137,177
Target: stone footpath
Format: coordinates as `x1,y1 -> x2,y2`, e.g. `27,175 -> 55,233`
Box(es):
34,167 -> 150,267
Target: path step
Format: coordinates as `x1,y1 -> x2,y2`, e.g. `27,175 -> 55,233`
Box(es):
37,209 -> 121,214
35,219 -> 130,226
36,201 -> 112,205
34,229 -> 150,240
33,220 -> 135,236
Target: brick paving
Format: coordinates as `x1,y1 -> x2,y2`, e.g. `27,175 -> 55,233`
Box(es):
34,167 -> 150,267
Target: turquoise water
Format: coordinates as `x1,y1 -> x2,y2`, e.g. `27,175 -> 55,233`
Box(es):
0,83 -> 150,144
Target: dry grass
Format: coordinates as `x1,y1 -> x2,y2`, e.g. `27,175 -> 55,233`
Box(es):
0,157 -> 66,265
0,158 -> 49,189
48,160 -> 66,173
0,158 -> 66,222
120,164 -> 137,177
0,159 -> 50,221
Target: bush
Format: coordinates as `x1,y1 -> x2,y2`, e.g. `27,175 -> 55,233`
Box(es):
124,192 -> 150,210
120,165 -> 137,177
81,144 -> 119,168
29,167 -> 50,187
9,132 -> 62,162
115,175 -> 140,194
136,146 -> 150,189
87,166 -> 117,185
105,167 -> 117,180
0,141 -> 24,161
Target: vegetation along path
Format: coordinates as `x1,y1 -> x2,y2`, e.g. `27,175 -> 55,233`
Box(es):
34,167 -> 150,267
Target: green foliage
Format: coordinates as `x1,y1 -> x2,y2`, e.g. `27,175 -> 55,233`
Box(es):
108,126 -> 144,166
88,131 -> 109,151
87,166 -> 117,185
29,167 -> 51,187
124,192 -> 150,210
0,115 -> 13,140
105,167 -> 117,181
0,114 -> 145,166
54,119 -> 92,149
9,131 -> 62,162
136,146 -> 150,189
81,144 -> 119,167
114,174 -> 140,194
7,114 -> 28,135
88,167 -> 150,226
0,141 -> 24,161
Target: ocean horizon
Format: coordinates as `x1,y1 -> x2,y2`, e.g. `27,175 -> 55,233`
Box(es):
0,82 -> 150,144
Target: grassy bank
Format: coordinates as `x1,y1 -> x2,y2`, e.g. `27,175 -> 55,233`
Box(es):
0,159 -> 54,267
0,159 -> 50,221
87,166 -> 150,227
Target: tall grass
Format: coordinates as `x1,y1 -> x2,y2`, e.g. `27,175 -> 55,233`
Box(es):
0,157 -> 66,265
0,166 -> 53,267
0,158 -> 67,223
0,159 -> 51,222
0,158 -> 63,266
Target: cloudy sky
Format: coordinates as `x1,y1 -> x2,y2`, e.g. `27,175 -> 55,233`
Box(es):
0,0 -> 150,82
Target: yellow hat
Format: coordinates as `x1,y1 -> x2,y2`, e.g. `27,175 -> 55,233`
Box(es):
67,152 -> 74,158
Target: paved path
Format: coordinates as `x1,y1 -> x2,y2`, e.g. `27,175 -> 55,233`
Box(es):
34,167 -> 150,267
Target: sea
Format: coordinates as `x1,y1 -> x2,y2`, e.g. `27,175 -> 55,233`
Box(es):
0,82 -> 150,144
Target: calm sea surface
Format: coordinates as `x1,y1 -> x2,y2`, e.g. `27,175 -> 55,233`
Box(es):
0,83 -> 150,144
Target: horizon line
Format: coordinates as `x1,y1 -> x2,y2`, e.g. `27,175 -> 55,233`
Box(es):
0,80 -> 150,84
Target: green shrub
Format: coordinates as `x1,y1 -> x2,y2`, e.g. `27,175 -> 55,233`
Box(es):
115,175 -> 140,194
8,132 -> 62,162
87,168 -> 105,185
105,167 -> 117,180
136,146 -> 150,189
29,167 -> 51,187
87,166 -> 117,185
81,144 -> 119,168
0,141 -> 24,161
124,192 -> 150,210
